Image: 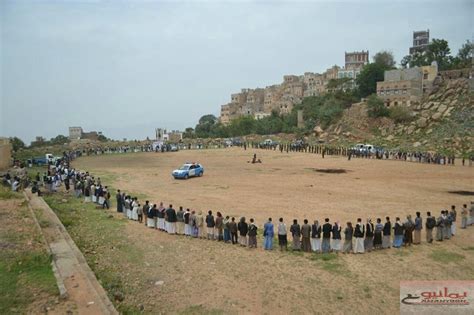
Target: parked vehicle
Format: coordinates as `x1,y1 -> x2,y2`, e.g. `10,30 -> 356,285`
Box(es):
32,153 -> 60,165
172,163 -> 204,179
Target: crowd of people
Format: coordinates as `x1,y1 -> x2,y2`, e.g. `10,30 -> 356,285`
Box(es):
113,188 -> 474,253
250,142 -> 473,166
5,148 -> 471,255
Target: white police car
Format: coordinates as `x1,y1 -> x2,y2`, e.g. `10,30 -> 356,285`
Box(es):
172,163 -> 204,179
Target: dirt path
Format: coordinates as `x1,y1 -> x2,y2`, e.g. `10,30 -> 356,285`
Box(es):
25,191 -> 117,315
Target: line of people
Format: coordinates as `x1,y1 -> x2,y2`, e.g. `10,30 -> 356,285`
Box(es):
115,188 -> 474,253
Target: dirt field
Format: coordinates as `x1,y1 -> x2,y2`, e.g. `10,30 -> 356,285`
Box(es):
69,148 -> 474,314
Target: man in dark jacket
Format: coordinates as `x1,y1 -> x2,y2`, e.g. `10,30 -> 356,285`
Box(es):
166,205 -> 177,234
229,217 -> 238,244
321,218 -> 332,253
205,210 -> 215,240
237,217 -> 248,246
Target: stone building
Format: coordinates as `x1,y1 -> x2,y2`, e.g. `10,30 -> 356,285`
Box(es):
69,127 -> 83,140
376,63 -> 438,107
344,51 -> 369,69
409,30 -> 430,55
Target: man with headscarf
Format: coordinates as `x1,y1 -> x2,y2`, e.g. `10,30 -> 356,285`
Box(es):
392,217 -> 404,248
450,205 -> 457,236
301,219 -> 312,252
310,220 -> 321,253
184,208 -> 192,236
436,211 -> 445,241
229,217 -> 238,244
403,215 -> 414,246
196,211 -> 205,238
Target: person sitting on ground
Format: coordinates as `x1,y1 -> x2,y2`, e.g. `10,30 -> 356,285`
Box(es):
250,153 -> 262,164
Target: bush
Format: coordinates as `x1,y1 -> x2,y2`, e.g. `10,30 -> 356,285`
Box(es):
389,106 -> 414,123
366,94 -> 389,118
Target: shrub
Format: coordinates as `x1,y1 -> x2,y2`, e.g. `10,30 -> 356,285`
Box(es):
367,94 -> 389,118
389,106 -> 413,123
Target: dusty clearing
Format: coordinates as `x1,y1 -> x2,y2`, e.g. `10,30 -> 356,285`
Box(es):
67,148 -> 474,314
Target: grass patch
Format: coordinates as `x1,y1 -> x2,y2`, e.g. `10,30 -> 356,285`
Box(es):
0,197 -> 58,314
462,246 -> 474,251
429,249 -> 465,263
309,253 -> 350,275
44,192 -> 145,313
0,186 -> 22,200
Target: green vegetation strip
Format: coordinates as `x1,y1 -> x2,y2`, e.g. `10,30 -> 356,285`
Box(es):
43,193 -> 144,314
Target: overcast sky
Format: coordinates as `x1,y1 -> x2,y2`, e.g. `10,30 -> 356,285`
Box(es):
1,0 -> 472,143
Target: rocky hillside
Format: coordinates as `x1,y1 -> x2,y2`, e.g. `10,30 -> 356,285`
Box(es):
320,78 -> 473,153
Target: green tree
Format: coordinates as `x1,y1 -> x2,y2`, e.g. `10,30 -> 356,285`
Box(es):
373,51 -> 396,68
366,94 -> 389,118
195,114 -> 218,138
9,137 -> 25,152
452,40 -> 473,69
183,127 -> 195,139
356,63 -> 387,98
426,39 -> 451,70
50,135 -> 70,145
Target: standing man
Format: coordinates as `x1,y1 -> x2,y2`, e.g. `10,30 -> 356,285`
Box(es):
263,218 -> 274,250
403,215 -> 415,246
436,211 -> 445,241
311,220 -> 321,253
364,218 -> 374,252
450,205 -> 457,236
238,217 -> 248,247
321,218 -> 332,253
332,221 -> 342,253
425,211 -> 436,243
277,218 -> 288,251
382,217 -> 391,249
176,206 -> 185,235
248,218 -> 258,248
461,204 -> 468,229
184,208 -> 192,236
413,212 -> 422,244
166,205 -> 177,234
354,218 -> 365,253
229,217 -> 238,244
301,219 -> 311,252
290,219 -> 301,251
205,210 -> 215,240
116,189 -> 122,213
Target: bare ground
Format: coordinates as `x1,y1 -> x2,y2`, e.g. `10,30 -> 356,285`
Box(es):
69,148 -> 474,313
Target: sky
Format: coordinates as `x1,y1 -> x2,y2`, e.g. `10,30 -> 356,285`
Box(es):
1,0 -> 472,143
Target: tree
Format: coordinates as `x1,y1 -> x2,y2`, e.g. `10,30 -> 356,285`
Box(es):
426,39 -> 451,70
366,95 -> 389,118
452,40 -> 473,69
356,63 -> 387,98
9,137 -> 25,152
183,127 -> 195,139
50,134 -> 70,145
373,51 -> 396,68
195,114 -> 218,138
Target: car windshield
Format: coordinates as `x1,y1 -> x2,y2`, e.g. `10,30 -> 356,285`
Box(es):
179,165 -> 190,170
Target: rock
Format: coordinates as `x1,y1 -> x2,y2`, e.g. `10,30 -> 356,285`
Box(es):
406,125 -> 415,135
114,291 -> 125,302
426,128 -> 433,135
432,112 -> 442,121
139,304 -> 145,311
343,131 -> 352,137
416,117 -> 428,128
87,302 -> 95,306
386,135 -> 394,141
320,132 -> 328,138
155,280 -> 164,286
413,141 -> 422,148
437,104 -> 448,113
443,107 -> 454,117
314,126 -> 323,134
61,199 -> 67,203
422,102 -> 432,110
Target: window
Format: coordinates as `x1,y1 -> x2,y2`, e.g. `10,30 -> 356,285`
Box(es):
423,73 -> 428,79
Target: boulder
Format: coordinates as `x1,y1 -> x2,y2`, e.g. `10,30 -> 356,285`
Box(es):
407,125 -> 416,135
443,107 -> 454,117
413,141 -> 422,148
386,135 -> 394,141
422,102 -> 433,110
314,126 -> 323,134
437,104 -> 448,113
432,112 -> 442,121
416,117 -> 428,128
